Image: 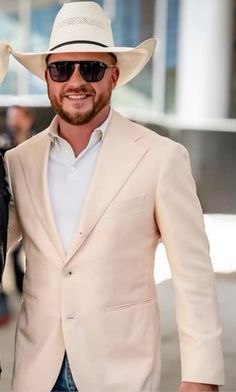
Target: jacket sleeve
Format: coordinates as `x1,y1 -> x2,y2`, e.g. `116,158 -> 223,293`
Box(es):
0,154 -> 10,284
155,143 -> 224,385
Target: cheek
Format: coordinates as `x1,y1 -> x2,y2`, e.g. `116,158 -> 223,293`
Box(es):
47,81 -> 61,99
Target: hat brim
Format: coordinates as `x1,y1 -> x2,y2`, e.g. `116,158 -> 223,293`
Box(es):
10,38 -> 156,88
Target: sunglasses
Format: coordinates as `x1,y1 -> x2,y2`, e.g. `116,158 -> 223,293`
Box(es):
47,60 -> 117,83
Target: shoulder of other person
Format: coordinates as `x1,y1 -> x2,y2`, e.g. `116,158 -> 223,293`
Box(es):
0,153 -> 8,177
0,153 -> 4,172
0,132 -> 12,150
0,153 -> 10,200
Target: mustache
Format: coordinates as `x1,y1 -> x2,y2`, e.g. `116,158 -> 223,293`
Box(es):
62,85 -> 95,95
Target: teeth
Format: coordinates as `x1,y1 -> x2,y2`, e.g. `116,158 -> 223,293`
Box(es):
67,94 -> 87,99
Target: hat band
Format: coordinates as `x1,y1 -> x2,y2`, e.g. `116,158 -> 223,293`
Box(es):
50,40 -> 108,51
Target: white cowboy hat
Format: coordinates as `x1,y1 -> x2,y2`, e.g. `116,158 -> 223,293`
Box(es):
0,1 -> 156,88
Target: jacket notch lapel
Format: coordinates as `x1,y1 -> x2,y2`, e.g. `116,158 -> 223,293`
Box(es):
65,111 -> 148,262
19,131 -> 65,261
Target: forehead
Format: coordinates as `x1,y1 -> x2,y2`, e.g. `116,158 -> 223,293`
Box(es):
7,107 -> 23,117
47,51 -> 114,63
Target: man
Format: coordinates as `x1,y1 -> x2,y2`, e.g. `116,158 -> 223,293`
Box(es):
0,105 -> 35,154
6,105 -> 34,147
0,2 -> 224,392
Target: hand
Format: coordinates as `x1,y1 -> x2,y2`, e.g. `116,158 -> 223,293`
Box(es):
178,382 -> 219,391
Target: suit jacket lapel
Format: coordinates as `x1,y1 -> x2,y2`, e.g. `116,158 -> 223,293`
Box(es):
18,124 -> 65,261
66,111 -> 148,262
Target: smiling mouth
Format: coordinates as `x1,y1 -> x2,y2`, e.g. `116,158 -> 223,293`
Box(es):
65,94 -> 91,100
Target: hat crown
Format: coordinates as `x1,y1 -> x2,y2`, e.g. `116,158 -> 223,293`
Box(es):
1,1 -> 156,88
48,1 -> 114,51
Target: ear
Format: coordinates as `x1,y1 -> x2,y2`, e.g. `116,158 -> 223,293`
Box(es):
111,67 -> 120,89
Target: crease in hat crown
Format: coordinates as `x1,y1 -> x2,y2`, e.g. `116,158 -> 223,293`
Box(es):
49,1 -> 114,51
0,1 -> 156,88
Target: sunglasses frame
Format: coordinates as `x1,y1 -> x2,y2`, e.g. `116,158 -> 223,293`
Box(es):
47,60 -> 117,83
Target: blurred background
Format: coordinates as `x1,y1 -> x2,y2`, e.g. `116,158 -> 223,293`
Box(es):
0,0 -> 236,391
0,0 -> 236,211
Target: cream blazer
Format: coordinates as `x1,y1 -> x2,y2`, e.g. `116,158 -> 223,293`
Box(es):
5,110 -> 224,392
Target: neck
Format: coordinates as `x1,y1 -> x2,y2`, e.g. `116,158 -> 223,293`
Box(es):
58,106 -> 110,156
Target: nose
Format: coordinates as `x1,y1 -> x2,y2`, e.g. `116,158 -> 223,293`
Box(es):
68,64 -> 84,84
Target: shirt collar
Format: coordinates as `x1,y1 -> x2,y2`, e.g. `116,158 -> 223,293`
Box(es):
48,107 -> 112,143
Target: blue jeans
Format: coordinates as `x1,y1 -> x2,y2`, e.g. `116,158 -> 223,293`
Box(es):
51,353 -> 78,392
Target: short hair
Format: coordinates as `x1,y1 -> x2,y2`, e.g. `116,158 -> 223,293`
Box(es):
8,105 -> 35,120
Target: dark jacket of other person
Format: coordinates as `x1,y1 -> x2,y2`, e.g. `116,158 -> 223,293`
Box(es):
0,154 -> 10,284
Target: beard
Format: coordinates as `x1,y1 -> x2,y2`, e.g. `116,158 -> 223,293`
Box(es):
48,84 -> 112,126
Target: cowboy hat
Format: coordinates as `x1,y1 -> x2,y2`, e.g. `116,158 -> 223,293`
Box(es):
0,1 -> 156,88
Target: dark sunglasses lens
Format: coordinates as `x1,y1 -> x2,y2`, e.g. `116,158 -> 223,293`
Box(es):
49,62 -> 74,82
80,61 -> 106,82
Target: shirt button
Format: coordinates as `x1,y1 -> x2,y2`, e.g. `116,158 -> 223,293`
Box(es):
70,166 -> 76,172
66,315 -> 75,320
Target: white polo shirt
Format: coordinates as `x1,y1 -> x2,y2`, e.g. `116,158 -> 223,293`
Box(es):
48,109 -> 112,253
